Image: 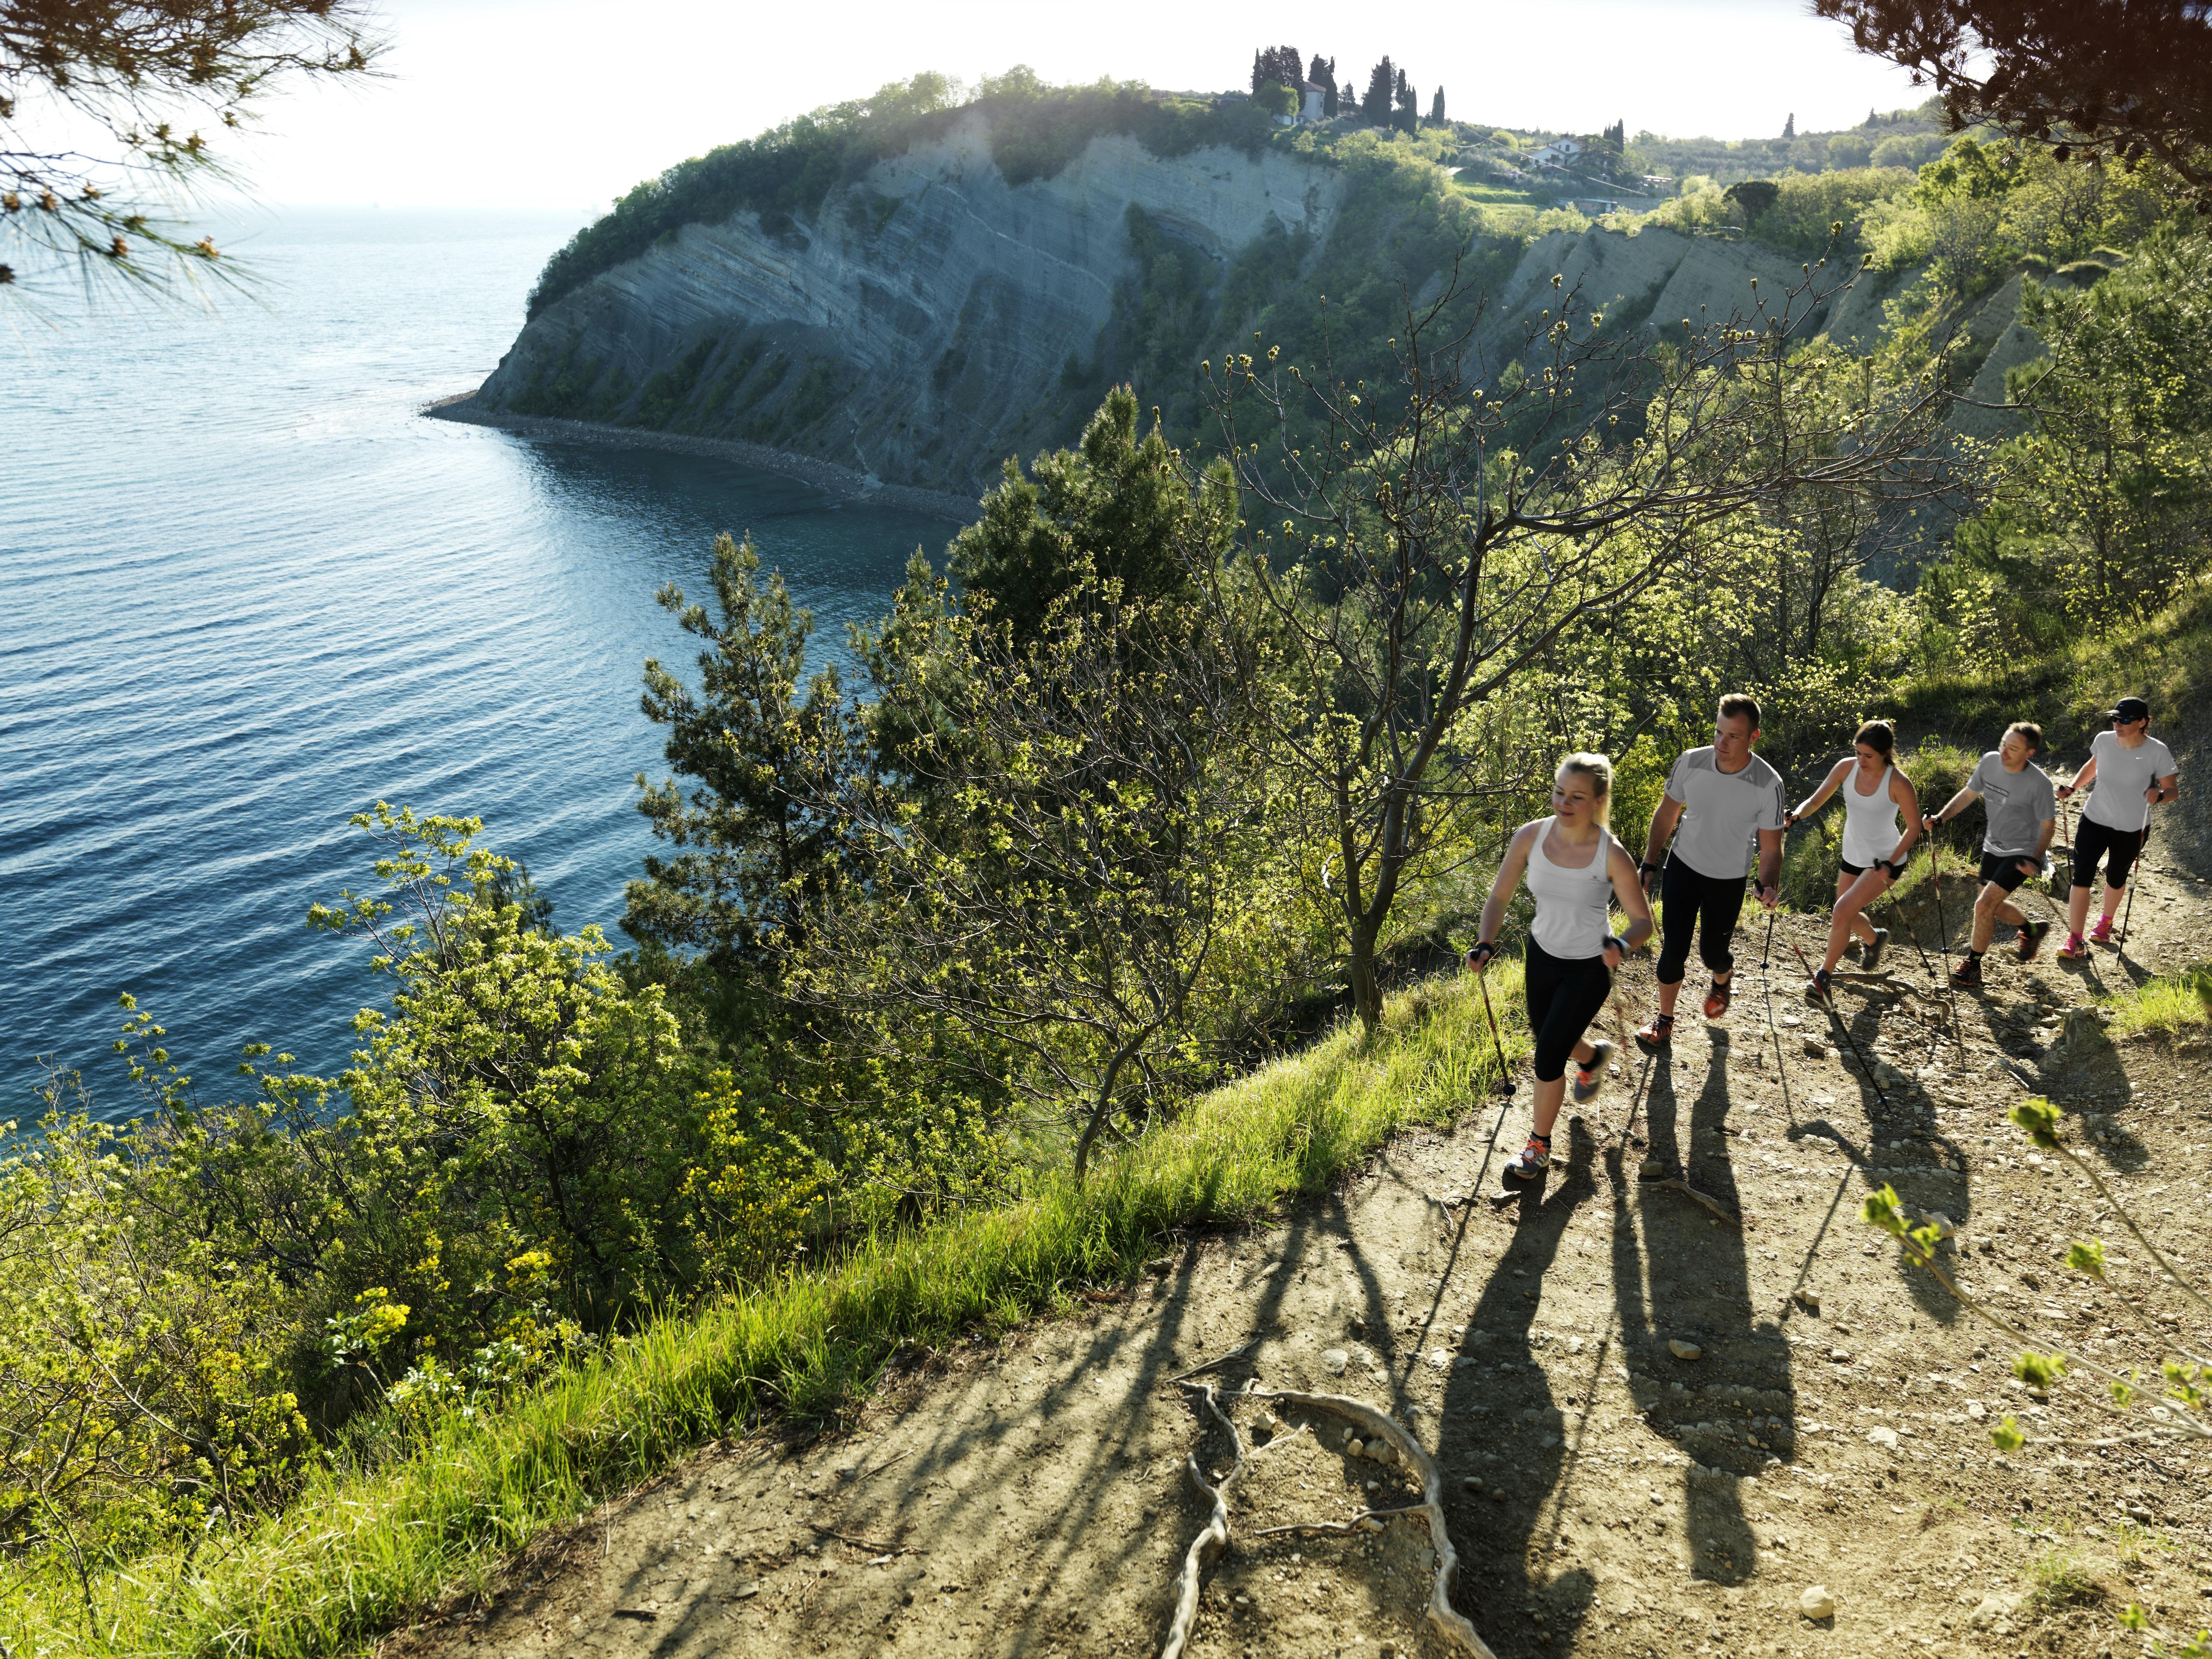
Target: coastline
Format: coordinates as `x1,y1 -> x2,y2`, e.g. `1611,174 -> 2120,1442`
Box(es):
421,393 -> 979,523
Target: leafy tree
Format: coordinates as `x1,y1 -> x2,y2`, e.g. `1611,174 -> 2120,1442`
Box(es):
948,386 -> 1222,643
1361,57 -> 1395,126
1252,44 -> 1303,94
803,564 -> 1261,1184
1193,253 -> 1957,1029
1817,0 -> 2212,208
0,0 -> 382,299
1724,177 -> 1781,224
1983,232 -> 2212,630
626,535 -> 862,979
1253,82 -> 1298,119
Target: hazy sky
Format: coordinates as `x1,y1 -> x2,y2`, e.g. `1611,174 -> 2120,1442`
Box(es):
234,0 -> 1927,211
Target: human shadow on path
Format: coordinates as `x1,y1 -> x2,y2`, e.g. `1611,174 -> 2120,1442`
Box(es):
1613,1041 -> 1793,1587
1436,1118 -> 1603,1655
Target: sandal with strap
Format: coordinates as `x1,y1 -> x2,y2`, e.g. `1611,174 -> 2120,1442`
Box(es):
1635,1012 -> 1675,1048
1703,975 -> 1734,1021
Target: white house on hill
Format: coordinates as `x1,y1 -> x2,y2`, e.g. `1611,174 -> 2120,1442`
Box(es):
1300,81 -> 1328,123
1528,137 -> 1586,168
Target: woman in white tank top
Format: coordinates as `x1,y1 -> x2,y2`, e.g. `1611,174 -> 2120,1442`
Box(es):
1783,719 -> 1926,999
1466,753 -> 1653,1182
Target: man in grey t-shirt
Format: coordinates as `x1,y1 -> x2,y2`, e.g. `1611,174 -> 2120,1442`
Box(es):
1633,693 -> 1785,1043
1928,721 -> 2057,987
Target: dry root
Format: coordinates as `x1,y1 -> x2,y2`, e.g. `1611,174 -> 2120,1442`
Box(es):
1249,1388 -> 1498,1659
1159,1380 -> 1247,1659
1644,1175 -> 1743,1226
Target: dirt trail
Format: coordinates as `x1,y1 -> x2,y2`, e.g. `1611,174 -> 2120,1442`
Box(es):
400,854 -> 2212,1659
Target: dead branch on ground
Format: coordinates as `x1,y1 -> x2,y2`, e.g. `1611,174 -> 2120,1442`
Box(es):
1160,1380 -> 1248,1659
1248,1388 -> 1498,1659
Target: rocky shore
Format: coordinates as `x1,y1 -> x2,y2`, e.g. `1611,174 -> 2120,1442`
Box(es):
422,393 -> 979,522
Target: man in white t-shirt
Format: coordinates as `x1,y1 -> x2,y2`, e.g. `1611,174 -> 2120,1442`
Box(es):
2053,697 -> 2180,958
1633,693 -> 1785,1045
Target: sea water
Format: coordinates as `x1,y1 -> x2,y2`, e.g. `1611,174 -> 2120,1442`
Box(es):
0,208 -> 956,1113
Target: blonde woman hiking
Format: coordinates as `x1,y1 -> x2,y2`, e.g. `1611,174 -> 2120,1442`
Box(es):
1467,753 -> 1654,1182
1785,719 -> 1927,1002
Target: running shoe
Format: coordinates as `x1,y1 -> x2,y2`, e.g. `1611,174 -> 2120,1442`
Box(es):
1570,1040 -> 1615,1104
1949,955 -> 1985,988
2089,915 -> 2116,945
1864,928 -> 1889,972
2056,931 -> 2090,961
1805,968 -> 1834,1004
1635,1012 -> 1676,1048
2016,919 -> 2051,962
1703,976 -> 1733,1020
1503,1135 -> 1552,1180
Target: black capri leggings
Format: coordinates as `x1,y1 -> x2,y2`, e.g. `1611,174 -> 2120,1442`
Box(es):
1526,937 -> 1613,1083
2072,818 -> 2146,892
1655,858 -> 1748,986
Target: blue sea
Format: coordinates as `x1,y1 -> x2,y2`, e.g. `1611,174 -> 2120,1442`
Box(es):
1,208 -> 958,1116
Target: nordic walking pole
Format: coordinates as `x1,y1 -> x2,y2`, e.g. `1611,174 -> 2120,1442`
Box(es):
2119,798 -> 2155,956
1927,823 -> 1966,1050
1792,939 -> 1892,1115
1469,949 -> 1517,1099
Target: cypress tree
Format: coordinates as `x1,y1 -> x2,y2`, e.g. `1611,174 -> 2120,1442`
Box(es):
1362,57 -> 1394,125
1430,85 -> 1446,124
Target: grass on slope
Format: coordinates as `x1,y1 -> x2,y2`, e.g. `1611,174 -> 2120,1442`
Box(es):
0,969 -> 1524,1659
1892,577 -> 2212,765
2101,962 -> 2212,1039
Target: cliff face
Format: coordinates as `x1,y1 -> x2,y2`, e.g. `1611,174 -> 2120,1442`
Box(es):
472,115 -> 1342,497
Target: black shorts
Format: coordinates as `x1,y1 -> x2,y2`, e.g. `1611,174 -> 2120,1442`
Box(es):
2072,819 -> 2145,891
1977,851 -> 2037,893
1840,850 -> 1903,880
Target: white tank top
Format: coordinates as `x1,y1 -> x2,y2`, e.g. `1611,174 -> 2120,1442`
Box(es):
1526,817 -> 1617,959
1840,763 -> 1905,867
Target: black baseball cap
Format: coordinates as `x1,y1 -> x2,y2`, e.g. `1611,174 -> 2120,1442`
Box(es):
2108,697 -> 2150,723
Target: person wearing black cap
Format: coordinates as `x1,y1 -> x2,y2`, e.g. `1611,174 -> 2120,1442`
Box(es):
1926,721 -> 2057,988
2054,697 -> 2179,958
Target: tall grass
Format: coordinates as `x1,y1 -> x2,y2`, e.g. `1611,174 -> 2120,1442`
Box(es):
2099,962 -> 2212,1039
0,969 -> 1524,1659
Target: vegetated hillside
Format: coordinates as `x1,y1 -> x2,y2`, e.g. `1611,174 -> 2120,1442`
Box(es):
465,76 -> 1990,500
469,80 -> 1336,493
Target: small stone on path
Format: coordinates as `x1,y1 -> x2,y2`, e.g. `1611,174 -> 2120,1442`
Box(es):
1668,1339 -> 1703,1360
1322,1348 -> 1349,1374
1868,1426 -> 1900,1450
1800,1585 -> 1837,1620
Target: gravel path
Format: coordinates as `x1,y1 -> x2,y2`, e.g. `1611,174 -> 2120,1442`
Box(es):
395,853 -> 2212,1659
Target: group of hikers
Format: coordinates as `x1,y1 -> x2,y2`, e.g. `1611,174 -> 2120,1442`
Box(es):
1464,693 -> 2181,1182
